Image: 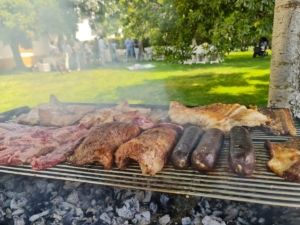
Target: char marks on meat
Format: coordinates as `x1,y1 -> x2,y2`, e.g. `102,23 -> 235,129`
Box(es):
265,138 -> 300,182
260,108 -> 296,136
115,126 -> 178,175
68,122 -> 141,169
168,101 -> 269,133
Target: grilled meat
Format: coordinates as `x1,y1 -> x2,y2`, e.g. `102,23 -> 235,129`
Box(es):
191,128 -> 224,171
17,95 -> 96,127
168,101 -> 269,133
265,138 -> 300,182
0,123 -> 89,166
80,101 -> 155,129
68,122 -> 141,169
260,108 -> 296,136
115,125 -> 178,175
171,125 -> 204,169
229,126 -> 255,176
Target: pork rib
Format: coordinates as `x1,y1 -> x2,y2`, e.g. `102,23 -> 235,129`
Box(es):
115,126 -> 178,175
68,122 -> 141,169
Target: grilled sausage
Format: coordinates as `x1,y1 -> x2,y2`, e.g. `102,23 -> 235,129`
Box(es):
191,128 -> 224,171
171,126 -> 204,169
229,126 -> 255,176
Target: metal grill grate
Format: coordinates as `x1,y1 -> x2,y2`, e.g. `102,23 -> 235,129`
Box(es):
0,140 -> 300,207
1,105 -> 300,207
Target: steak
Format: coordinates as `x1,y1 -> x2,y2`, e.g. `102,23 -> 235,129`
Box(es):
31,125 -> 89,170
0,123 -> 89,167
168,101 -> 269,133
115,125 -> 178,175
68,122 -> 141,169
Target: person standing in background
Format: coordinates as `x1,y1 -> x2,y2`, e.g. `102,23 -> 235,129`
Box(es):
98,36 -> 106,65
134,39 -> 139,61
125,38 -> 134,62
110,39 -> 118,63
73,40 -> 82,71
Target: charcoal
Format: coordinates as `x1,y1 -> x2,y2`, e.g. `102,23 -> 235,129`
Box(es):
0,175 -> 295,225
202,216 -> 226,225
10,197 -> 27,210
66,191 -> 79,205
100,212 -> 111,224
29,210 -> 50,222
116,198 -> 140,219
12,216 -> 25,225
12,209 -> 24,216
159,214 -> 170,225
134,211 -> 151,225
181,217 -> 192,225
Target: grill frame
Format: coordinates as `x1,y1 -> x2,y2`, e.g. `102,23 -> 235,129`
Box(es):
1,104 -> 300,208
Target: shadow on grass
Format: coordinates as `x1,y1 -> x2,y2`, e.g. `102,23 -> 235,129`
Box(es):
94,72 -> 269,106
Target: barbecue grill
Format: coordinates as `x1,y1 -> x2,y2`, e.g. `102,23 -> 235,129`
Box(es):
1,104 -> 300,208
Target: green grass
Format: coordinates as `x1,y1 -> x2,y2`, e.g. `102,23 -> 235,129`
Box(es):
0,51 -> 270,112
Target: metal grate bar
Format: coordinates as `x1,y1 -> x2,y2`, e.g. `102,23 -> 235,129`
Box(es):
1,141 -> 300,207
1,104 -> 300,207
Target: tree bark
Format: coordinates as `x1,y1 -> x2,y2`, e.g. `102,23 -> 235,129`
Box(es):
9,38 -> 26,70
268,0 -> 300,115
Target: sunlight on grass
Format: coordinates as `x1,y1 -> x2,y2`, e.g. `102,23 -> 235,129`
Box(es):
209,86 -> 258,95
0,51 -> 271,112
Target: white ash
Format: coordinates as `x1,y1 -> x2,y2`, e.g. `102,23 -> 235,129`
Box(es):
159,214 -> 170,225
0,174 -> 298,225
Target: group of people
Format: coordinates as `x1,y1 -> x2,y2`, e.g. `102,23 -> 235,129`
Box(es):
44,38 -> 97,73
124,38 -> 143,62
35,36 -> 146,73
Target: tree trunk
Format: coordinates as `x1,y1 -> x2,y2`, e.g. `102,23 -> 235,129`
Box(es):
268,0 -> 300,114
9,39 -> 26,70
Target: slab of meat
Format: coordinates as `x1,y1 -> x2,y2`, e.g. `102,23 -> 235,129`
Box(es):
31,125 -> 89,170
260,108 -> 296,136
0,123 -> 89,167
68,122 -> 141,169
168,101 -> 269,133
115,126 -> 178,175
0,124 -> 55,165
16,95 -> 96,127
79,102 -> 156,129
265,138 -> 300,182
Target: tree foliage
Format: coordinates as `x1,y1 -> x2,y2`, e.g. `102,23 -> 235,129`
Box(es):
0,0 -> 77,68
103,0 -> 275,62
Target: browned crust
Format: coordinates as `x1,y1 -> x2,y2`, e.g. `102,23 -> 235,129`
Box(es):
260,108 -> 296,136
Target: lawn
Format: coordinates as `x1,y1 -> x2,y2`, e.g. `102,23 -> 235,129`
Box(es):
0,51 -> 271,113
